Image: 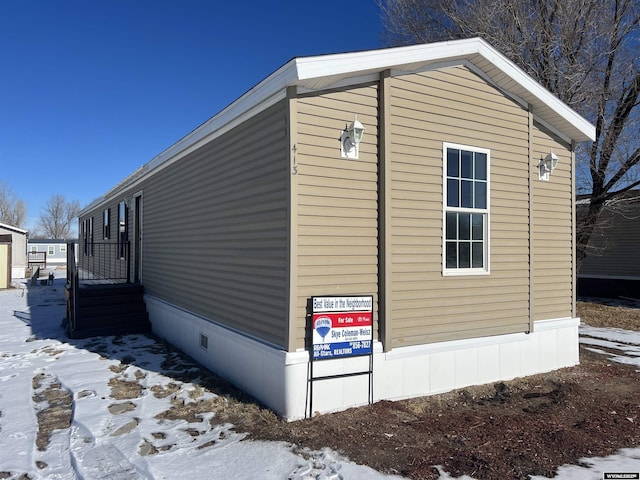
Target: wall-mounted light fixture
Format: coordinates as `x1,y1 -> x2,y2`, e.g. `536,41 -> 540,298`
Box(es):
538,151 -> 559,181
340,116 -> 365,159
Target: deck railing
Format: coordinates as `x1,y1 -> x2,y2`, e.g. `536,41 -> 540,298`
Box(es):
65,241 -> 133,337
66,242 -> 79,333
76,242 -> 131,283
28,251 -> 47,268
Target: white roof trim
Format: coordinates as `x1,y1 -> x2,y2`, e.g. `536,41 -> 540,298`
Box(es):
81,37 -> 595,214
291,38 -> 594,141
0,222 -> 27,234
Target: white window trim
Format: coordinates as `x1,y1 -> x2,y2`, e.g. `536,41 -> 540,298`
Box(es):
442,142 -> 491,276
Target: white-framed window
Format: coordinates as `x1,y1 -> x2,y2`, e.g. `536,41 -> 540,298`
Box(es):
48,246 -> 55,255
443,143 -> 490,275
60,244 -> 67,253
30,246 -> 38,253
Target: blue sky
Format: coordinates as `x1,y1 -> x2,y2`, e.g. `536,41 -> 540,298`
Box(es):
1,1 -> 384,231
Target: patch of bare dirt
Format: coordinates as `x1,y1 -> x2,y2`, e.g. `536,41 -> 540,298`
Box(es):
205,300 -> 640,480
32,373 -> 72,451
24,299 -> 640,479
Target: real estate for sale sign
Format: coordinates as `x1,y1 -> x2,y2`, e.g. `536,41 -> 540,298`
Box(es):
311,296 -> 373,360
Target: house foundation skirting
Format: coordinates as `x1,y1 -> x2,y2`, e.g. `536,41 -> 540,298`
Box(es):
577,275 -> 640,299
12,266 -> 25,279
145,295 -> 580,420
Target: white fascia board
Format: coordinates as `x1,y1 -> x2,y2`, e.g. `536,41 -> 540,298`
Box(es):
147,61 -> 299,172
81,38 -> 595,214
0,222 -> 28,234
473,40 -> 595,142
294,37 -> 595,142
293,37 -> 483,81
80,62 -> 299,215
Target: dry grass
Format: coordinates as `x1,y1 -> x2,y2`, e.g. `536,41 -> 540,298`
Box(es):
19,299 -> 639,480
31,373 -> 72,451
577,300 -> 640,330
108,377 -> 143,400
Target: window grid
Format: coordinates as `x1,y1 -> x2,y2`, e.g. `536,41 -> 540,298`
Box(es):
443,144 -> 489,274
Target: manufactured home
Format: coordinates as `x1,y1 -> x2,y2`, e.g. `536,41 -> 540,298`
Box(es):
578,190 -> 640,298
28,239 -> 71,266
76,38 -> 595,419
0,222 -> 27,284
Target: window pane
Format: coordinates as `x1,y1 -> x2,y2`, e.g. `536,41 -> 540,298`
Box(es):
443,145 -> 489,272
475,153 -> 487,180
472,242 -> 484,268
472,214 -> 483,240
447,179 -> 459,207
447,149 -> 459,177
446,212 -> 457,240
461,150 -> 473,178
461,180 -> 473,207
446,242 -> 457,268
475,182 -> 487,209
459,242 -> 470,268
459,213 -> 470,240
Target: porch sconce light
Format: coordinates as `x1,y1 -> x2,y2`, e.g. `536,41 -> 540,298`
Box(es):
538,151 -> 559,181
340,116 -> 365,159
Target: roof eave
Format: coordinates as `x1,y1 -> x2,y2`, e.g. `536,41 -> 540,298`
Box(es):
293,37 -> 595,143
81,38 -> 596,214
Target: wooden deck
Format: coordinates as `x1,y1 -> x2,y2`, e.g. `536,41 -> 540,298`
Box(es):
65,282 -> 151,339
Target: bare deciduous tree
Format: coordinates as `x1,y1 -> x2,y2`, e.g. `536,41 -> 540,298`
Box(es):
379,0 -> 640,263
37,194 -> 80,239
0,181 -> 27,228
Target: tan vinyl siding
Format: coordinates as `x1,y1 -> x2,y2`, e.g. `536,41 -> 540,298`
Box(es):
294,84 -> 379,349
82,101 -> 291,348
531,121 -> 573,320
143,102 -> 289,347
389,66 -> 531,348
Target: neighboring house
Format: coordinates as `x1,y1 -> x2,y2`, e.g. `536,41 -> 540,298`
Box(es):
77,38 -> 595,419
577,190 -> 640,298
0,222 -> 27,284
27,239 -> 71,266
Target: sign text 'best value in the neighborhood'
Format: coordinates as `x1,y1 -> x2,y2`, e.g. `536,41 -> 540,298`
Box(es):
312,296 -> 373,360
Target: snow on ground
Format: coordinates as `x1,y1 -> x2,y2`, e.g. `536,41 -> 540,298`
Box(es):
579,325 -> 640,368
526,321 -> 640,480
0,276 -> 404,480
1,276 -> 639,479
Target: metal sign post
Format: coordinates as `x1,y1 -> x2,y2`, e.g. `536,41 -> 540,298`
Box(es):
306,295 -> 374,418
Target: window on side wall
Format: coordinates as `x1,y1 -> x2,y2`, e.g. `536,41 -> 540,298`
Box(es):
118,201 -> 127,260
88,217 -> 94,256
48,246 -> 55,255
443,143 -> 490,275
103,208 -> 111,240
82,219 -> 88,256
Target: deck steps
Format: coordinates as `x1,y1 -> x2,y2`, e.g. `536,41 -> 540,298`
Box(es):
66,283 -> 151,339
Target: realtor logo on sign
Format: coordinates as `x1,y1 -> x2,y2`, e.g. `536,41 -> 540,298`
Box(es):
311,296 -> 373,360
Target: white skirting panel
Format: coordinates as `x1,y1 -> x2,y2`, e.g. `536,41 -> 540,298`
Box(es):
146,295 -> 580,420
12,267 -> 25,279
